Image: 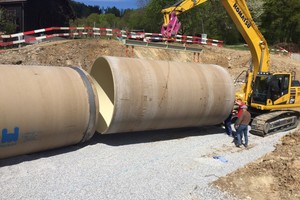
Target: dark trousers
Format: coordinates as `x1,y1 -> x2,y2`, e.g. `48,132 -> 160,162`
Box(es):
236,124 -> 248,146
224,113 -> 232,136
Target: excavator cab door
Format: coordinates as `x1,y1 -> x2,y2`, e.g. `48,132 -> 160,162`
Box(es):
251,74 -> 271,105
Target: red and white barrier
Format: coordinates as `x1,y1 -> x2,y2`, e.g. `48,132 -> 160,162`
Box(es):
270,47 -> 289,54
0,27 -> 123,39
0,27 -> 224,48
143,32 -> 223,47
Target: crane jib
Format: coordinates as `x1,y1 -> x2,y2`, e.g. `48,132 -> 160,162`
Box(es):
233,3 -> 251,28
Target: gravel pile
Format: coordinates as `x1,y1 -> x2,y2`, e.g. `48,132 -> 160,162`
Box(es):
0,125 -> 292,200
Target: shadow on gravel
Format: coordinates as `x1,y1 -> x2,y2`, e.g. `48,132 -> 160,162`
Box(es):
0,125 -> 224,167
87,125 -> 224,146
0,144 -> 86,167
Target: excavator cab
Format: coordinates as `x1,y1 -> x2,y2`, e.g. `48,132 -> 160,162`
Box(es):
250,72 -> 300,136
251,73 -> 291,106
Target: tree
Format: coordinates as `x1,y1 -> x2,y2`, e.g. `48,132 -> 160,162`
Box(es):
120,9 -> 145,30
137,0 -> 149,8
0,8 -> 17,34
198,1 -> 242,44
70,0 -> 102,18
70,13 -> 120,28
247,0 -> 264,23
261,0 -> 300,45
104,6 -> 121,17
99,13 -> 120,28
142,0 -> 171,33
138,0 -> 242,43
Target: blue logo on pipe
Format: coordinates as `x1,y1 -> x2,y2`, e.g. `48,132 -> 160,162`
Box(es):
1,127 -> 19,143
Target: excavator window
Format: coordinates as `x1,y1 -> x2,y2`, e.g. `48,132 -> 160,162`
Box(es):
270,74 -> 290,101
282,76 -> 290,94
252,75 -> 270,104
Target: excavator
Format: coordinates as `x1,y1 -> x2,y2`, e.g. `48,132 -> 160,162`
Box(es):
161,0 -> 300,136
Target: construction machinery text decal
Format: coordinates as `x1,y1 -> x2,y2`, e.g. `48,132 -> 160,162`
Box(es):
233,3 -> 251,28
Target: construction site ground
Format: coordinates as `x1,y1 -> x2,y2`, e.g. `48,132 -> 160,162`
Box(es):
1,39 -> 300,199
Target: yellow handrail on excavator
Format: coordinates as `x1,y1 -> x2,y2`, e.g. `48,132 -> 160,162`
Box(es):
161,0 -> 300,136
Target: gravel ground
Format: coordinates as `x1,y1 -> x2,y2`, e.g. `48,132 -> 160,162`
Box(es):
291,53 -> 300,61
0,125 -> 291,200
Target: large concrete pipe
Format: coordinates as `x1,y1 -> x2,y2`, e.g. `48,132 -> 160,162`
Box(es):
0,65 -> 99,159
90,56 -> 235,134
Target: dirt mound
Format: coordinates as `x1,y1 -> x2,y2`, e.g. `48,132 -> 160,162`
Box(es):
1,39 -> 299,78
213,130 -> 300,200
0,40 -> 126,71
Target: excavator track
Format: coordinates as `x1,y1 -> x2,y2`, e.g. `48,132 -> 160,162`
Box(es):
250,110 -> 300,136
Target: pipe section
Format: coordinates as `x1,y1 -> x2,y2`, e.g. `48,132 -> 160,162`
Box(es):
0,65 -> 99,159
90,56 -> 234,134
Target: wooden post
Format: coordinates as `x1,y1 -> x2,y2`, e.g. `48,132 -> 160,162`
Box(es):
197,52 -> 200,63
131,46 -> 135,57
125,45 -> 129,57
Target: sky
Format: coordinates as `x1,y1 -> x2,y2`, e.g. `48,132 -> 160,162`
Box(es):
74,0 -> 139,10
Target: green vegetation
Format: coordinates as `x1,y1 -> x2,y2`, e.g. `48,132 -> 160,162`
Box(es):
0,0 -> 299,51
261,0 -> 300,45
0,8 -> 17,34
70,0 -> 102,18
